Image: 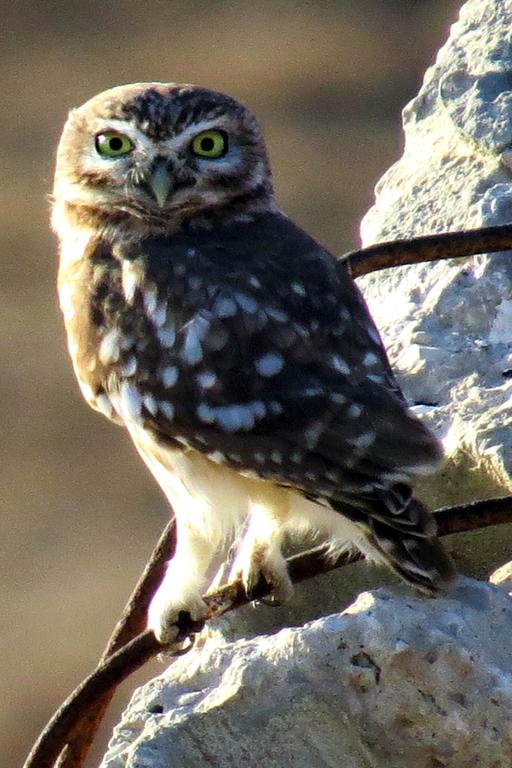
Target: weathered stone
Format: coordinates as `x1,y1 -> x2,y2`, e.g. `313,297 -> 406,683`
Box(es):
101,578 -> 512,768
359,0 -> 512,517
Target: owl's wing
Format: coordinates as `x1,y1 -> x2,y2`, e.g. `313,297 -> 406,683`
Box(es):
101,214 -> 441,500
90,213 -> 452,590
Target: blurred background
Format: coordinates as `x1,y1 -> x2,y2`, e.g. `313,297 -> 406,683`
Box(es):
1,1 -> 461,765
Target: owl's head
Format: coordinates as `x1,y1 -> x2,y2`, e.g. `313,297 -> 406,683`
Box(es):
53,82 -> 275,234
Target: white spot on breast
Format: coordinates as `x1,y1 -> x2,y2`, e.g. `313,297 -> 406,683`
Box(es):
303,385 -> 324,397
187,248 -> 198,258
215,297 -> 237,318
367,373 -> 384,384
235,291 -> 259,314
181,315 -> 210,366
143,287 -> 158,317
208,451 -> 226,464
254,452 -> 266,463
158,325 -> 176,348
348,404 -> 362,418
350,431 -> 375,450
116,381 -> 142,421
143,394 -> 158,416
271,450 -> 282,464
95,393 -> 113,418
266,307 -> 289,323
363,352 -> 379,367
159,401 -> 175,420
162,366 -> 179,388
255,352 -> 284,377
99,329 -> 122,364
122,260 -> 140,304
196,371 -> 217,389
249,275 -> 261,289
330,392 -> 346,404
214,404 -> 255,432
367,326 -> 382,345
290,449 -> 304,463
251,400 -> 266,419
173,263 -> 186,277
197,403 -> 215,424
150,301 -> 167,328
269,400 -> 283,415
331,355 -> 350,375
291,281 -> 306,296
305,421 -> 323,448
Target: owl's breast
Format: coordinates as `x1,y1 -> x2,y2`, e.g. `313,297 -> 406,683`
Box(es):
57,237 -> 150,423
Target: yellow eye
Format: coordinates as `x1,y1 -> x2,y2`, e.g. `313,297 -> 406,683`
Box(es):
191,130 -> 228,159
95,131 -> 134,158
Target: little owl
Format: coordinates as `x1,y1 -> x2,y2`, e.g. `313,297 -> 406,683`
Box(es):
52,82 -> 454,643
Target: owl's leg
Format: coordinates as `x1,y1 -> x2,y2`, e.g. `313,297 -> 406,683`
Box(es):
139,444 -> 256,643
229,486 -> 293,602
147,518 -> 222,643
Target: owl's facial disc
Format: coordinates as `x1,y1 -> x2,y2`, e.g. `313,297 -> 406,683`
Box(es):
54,83 -> 275,231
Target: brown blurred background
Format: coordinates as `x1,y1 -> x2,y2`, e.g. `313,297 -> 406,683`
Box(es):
1,2 -> 461,765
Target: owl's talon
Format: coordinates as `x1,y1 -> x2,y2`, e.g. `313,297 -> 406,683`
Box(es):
231,547 -> 294,606
259,595 -> 283,608
148,583 -> 210,644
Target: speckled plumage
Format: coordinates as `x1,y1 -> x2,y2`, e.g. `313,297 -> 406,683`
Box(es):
53,83 -> 454,642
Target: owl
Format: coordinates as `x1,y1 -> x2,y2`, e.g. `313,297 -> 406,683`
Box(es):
52,83 -> 454,643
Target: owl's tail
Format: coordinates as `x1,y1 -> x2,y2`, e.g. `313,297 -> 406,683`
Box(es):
331,492 -> 456,593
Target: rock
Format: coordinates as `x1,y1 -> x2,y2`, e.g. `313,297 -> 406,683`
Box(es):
101,578 -> 512,768
359,0 -> 512,499
358,0 -> 512,576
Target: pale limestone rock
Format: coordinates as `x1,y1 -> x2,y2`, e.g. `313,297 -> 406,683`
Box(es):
101,578 -> 512,768
359,0 -> 512,518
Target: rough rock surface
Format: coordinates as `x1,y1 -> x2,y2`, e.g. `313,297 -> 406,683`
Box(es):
101,578 -> 512,768
359,0 -> 512,516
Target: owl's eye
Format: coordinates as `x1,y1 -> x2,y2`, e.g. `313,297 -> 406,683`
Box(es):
191,130 -> 228,159
95,131 -> 134,158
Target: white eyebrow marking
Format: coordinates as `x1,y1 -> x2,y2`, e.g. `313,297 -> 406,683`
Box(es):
165,118 -> 230,150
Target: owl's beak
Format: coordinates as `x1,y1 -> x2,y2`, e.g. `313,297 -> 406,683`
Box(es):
148,159 -> 173,207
